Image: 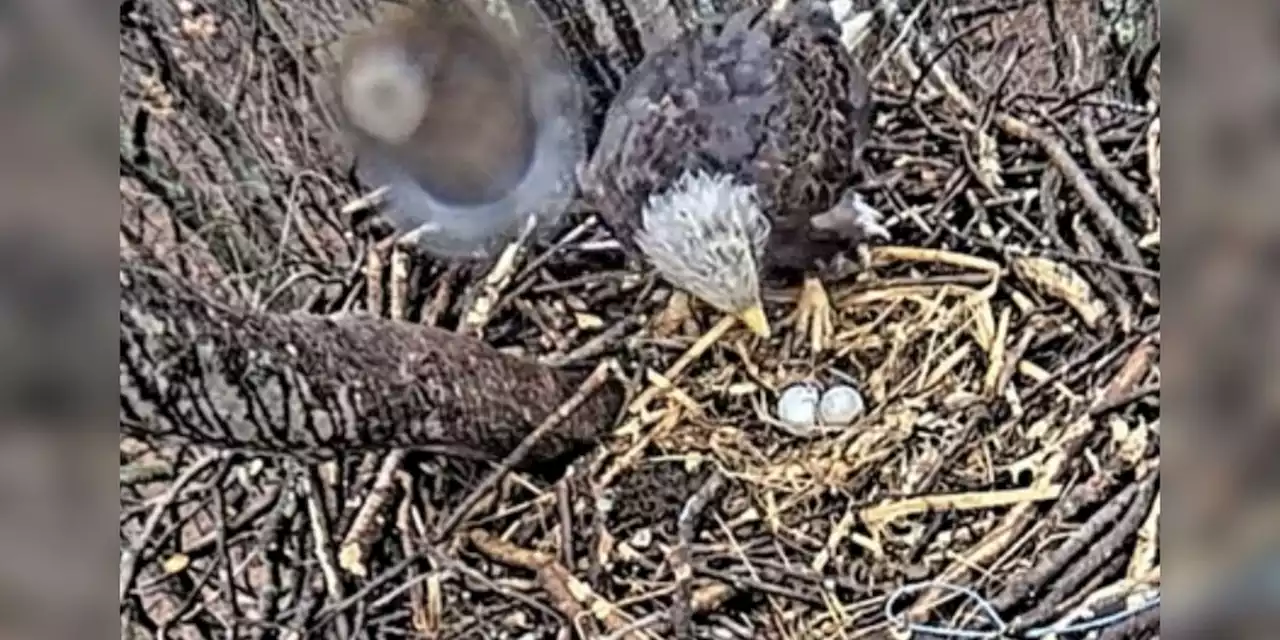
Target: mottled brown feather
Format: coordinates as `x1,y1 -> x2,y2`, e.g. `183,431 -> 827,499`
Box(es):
580,0 -> 876,278
120,263 -> 623,466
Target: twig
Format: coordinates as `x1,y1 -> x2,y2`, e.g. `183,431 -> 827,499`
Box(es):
1025,319 -> 1156,403
364,241 -> 385,316
302,467 -> 346,605
393,472 -> 434,635
671,471 -> 728,638
338,449 -> 407,577
120,460 -> 176,486
120,452 -> 229,603
1010,470 -> 1159,632
460,214 -> 539,336
557,465 -> 577,570
1146,117 -> 1160,209
995,115 -> 1148,283
868,245 -> 1003,276
540,318 -> 637,367
1128,490 -> 1160,580
1088,382 -> 1158,417
1052,472 -> 1121,523
1094,337 -> 1158,409
867,0 -> 929,80
626,314 -> 739,414
598,407 -> 683,489
693,564 -> 825,607
1070,217 -> 1137,329
990,472 -> 1145,613
860,484 -> 1063,525
1094,602 -> 1159,640
1052,570 -> 1161,637
469,529 -> 643,637
211,486 -> 243,621
601,583 -> 736,640
435,360 -> 614,541
982,305 -> 1012,394
1081,116 -> 1159,232
389,243 -> 413,321
340,185 -> 389,217
995,320 -> 1041,397
906,415 -> 1100,620
813,508 -> 860,572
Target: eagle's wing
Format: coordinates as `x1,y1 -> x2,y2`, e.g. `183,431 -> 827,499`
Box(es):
578,4 -> 793,252
750,1 -> 879,271
761,0 -> 874,221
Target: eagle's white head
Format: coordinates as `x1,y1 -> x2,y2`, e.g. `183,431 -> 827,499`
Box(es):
633,170 -> 773,337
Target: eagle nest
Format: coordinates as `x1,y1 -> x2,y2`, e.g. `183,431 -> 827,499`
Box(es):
119,0 -> 1165,638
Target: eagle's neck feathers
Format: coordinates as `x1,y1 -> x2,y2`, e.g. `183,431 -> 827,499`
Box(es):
633,170 -> 771,314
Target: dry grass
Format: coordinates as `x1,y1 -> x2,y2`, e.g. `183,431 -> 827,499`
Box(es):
119,0 -> 1160,638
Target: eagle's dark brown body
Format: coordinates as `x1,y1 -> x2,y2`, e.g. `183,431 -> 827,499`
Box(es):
580,0 -> 880,278
579,0 -> 885,345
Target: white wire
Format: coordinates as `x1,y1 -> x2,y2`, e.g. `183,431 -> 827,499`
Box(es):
883,580 -> 1159,639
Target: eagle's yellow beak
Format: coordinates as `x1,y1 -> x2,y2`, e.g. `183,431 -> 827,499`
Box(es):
735,304 -> 772,338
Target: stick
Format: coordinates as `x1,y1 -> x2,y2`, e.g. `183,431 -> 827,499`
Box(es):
435,360 -> 614,541
670,472 -> 728,638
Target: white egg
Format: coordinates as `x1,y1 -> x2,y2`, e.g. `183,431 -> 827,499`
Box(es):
818,384 -> 865,425
776,383 -> 821,429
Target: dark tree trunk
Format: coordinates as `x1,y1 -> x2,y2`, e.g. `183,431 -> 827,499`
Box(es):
119,264 -> 623,467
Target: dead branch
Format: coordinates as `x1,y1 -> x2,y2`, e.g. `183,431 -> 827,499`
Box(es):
119,263 -> 623,465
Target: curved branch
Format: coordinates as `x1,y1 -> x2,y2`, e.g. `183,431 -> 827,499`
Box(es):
119,264 -> 623,466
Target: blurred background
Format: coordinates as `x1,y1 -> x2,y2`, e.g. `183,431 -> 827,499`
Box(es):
1162,0 -> 1280,636
0,1 -> 118,639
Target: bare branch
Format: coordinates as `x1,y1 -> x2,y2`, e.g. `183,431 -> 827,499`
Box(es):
119,264 -> 623,466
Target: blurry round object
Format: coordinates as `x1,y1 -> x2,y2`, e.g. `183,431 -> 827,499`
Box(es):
776,382 -> 820,430
818,384 -> 865,425
341,46 -> 428,145
333,0 -> 587,260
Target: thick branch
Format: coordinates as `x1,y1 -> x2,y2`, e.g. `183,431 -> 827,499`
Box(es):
119,265 -> 623,466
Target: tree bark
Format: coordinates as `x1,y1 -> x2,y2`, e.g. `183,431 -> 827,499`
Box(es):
119,264 -> 623,466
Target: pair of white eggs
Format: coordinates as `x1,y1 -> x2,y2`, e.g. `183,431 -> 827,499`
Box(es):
775,382 -> 866,431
